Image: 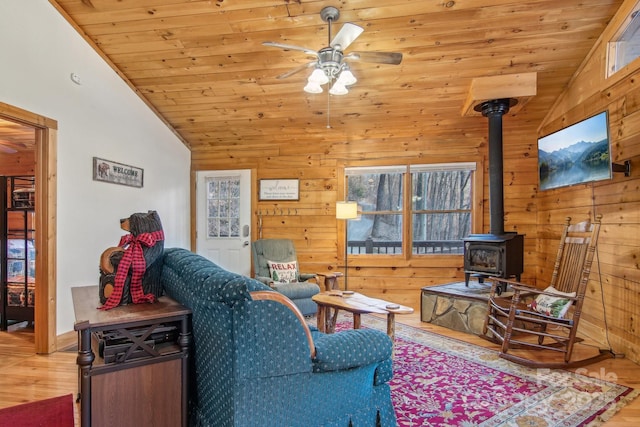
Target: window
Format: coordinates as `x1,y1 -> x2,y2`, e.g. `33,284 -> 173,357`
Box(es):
411,165 -> 473,254
347,166 -> 404,254
345,162 -> 476,257
205,176 -> 240,238
607,2 -> 640,77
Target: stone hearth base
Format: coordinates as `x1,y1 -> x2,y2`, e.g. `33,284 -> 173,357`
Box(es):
421,281 -> 497,335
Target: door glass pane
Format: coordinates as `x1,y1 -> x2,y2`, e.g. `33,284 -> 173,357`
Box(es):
206,176 -> 241,238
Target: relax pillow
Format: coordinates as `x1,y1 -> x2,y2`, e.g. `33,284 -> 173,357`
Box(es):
267,260 -> 298,283
530,286 -> 576,318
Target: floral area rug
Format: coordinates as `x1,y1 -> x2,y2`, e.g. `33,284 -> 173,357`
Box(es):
322,313 -> 638,427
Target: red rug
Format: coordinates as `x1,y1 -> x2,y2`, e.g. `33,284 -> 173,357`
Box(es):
330,314 -> 639,427
0,394 -> 74,427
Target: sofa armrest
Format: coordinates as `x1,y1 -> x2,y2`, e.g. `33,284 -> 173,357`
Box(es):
374,358 -> 393,385
250,291 -> 316,358
299,273 -> 317,282
271,281 -> 320,300
254,275 -> 274,287
312,329 -> 392,373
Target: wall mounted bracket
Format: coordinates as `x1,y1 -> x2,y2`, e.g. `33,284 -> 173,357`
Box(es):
612,160 -> 631,177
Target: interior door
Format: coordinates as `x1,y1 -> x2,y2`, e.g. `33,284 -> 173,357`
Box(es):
196,170 -> 252,275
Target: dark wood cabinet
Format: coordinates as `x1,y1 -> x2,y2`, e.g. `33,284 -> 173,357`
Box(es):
72,286 -> 191,427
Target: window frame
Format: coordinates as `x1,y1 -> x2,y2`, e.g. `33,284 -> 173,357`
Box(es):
607,0 -> 640,78
337,160 -> 484,268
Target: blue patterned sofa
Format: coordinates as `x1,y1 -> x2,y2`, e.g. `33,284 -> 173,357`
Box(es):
161,248 -> 397,427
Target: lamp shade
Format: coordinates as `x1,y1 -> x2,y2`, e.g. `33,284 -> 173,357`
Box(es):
336,68 -> 357,86
329,83 -> 348,95
304,82 -> 323,94
336,201 -> 358,219
308,68 -> 329,85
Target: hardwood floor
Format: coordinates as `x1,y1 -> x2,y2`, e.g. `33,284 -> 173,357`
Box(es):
0,322 -> 79,425
0,315 -> 638,426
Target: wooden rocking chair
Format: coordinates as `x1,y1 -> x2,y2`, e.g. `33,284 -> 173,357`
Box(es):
483,215 -> 613,368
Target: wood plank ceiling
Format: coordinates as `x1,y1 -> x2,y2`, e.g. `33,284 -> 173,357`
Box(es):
47,0 -> 623,153
0,119 -> 35,155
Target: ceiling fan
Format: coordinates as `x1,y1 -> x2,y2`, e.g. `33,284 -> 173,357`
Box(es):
263,6 -> 402,95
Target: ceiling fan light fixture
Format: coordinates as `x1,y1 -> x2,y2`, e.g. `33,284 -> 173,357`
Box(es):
336,67 -> 357,86
329,82 -> 349,95
304,82 -> 323,94
264,5 -> 403,96
308,68 -> 329,85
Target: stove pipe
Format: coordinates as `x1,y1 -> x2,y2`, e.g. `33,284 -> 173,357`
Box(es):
474,98 -> 517,236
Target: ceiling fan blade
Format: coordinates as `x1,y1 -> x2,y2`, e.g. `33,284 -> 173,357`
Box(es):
262,42 -> 318,57
345,51 -> 403,65
275,61 -> 317,79
330,23 -> 364,51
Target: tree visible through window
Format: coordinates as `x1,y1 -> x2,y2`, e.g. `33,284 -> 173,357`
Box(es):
345,163 -> 475,256
348,169 -> 404,254
411,169 -> 472,254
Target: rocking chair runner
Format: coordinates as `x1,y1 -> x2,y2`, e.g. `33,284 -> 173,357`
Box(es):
483,215 -> 613,368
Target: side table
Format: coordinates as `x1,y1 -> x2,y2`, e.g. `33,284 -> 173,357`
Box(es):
316,272 -> 344,291
72,286 -> 192,427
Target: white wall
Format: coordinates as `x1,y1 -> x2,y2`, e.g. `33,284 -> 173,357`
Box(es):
0,1 -> 191,334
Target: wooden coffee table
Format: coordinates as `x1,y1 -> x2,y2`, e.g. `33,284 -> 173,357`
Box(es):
312,291 -> 413,342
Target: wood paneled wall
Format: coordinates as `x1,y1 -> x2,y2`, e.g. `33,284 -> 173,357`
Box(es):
190,0 -> 640,364
539,0 -> 640,363
192,116 -> 541,310
0,152 -> 35,176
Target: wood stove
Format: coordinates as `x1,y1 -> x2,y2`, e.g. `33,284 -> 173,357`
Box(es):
463,233 -> 523,286
464,98 -> 524,292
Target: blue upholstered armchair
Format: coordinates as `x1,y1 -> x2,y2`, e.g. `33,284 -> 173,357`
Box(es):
251,238 -> 320,315
161,248 -> 396,427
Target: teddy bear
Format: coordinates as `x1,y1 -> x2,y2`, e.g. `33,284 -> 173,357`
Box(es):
98,210 -> 165,310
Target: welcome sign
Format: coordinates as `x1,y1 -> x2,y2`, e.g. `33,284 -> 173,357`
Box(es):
93,157 -> 144,188
259,179 -> 299,200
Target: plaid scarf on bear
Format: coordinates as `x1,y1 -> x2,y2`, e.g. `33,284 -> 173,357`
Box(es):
100,230 -> 165,310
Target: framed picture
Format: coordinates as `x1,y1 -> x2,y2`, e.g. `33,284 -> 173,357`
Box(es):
259,179 -> 299,201
93,157 -> 144,188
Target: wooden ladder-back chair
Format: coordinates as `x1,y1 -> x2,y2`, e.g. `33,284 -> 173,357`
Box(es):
483,215 -> 612,368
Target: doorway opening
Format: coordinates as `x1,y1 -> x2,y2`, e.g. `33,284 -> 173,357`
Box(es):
0,102 -> 57,354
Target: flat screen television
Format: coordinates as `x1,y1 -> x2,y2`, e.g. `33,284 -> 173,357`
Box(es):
538,111 -> 612,191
